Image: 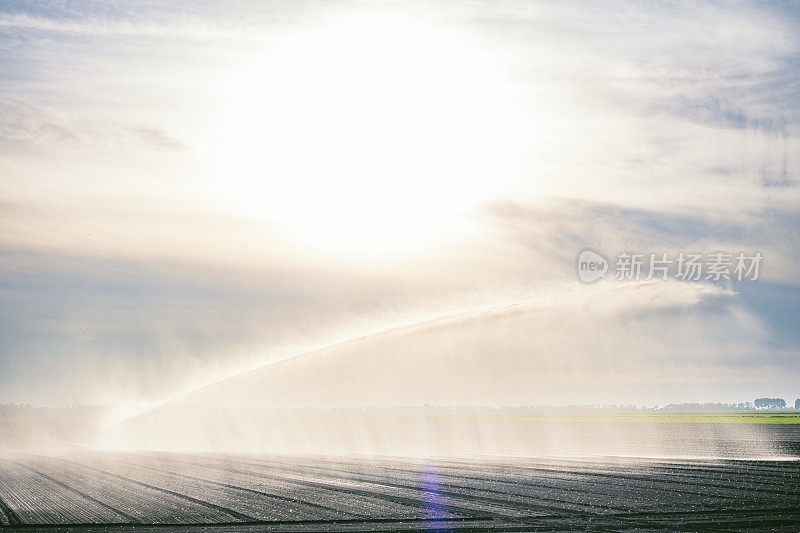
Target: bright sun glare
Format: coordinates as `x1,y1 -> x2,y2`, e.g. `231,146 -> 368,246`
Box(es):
213,12 -> 520,257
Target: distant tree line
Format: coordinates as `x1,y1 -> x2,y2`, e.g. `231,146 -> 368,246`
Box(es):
754,398 -> 786,410
659,402 -> 752,412
0,403 -> 34,416
0,403 -> 105,419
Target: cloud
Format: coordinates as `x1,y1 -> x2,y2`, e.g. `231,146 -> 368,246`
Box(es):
0,101 -> 81,150
0,0 -> 799,409
0,101 -> 186,154
134,127 -> 185,151
0,13 -> 259,41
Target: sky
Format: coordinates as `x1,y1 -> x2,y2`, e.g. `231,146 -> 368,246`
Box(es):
1,0 -> 799,412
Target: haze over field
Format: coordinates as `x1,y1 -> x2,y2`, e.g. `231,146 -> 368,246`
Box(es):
1,0 -> 800,430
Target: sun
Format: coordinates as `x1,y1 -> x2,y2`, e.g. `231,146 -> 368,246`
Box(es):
210,11 -> 520,258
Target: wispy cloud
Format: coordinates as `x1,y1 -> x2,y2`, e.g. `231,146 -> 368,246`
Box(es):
1,0 -> 799,408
